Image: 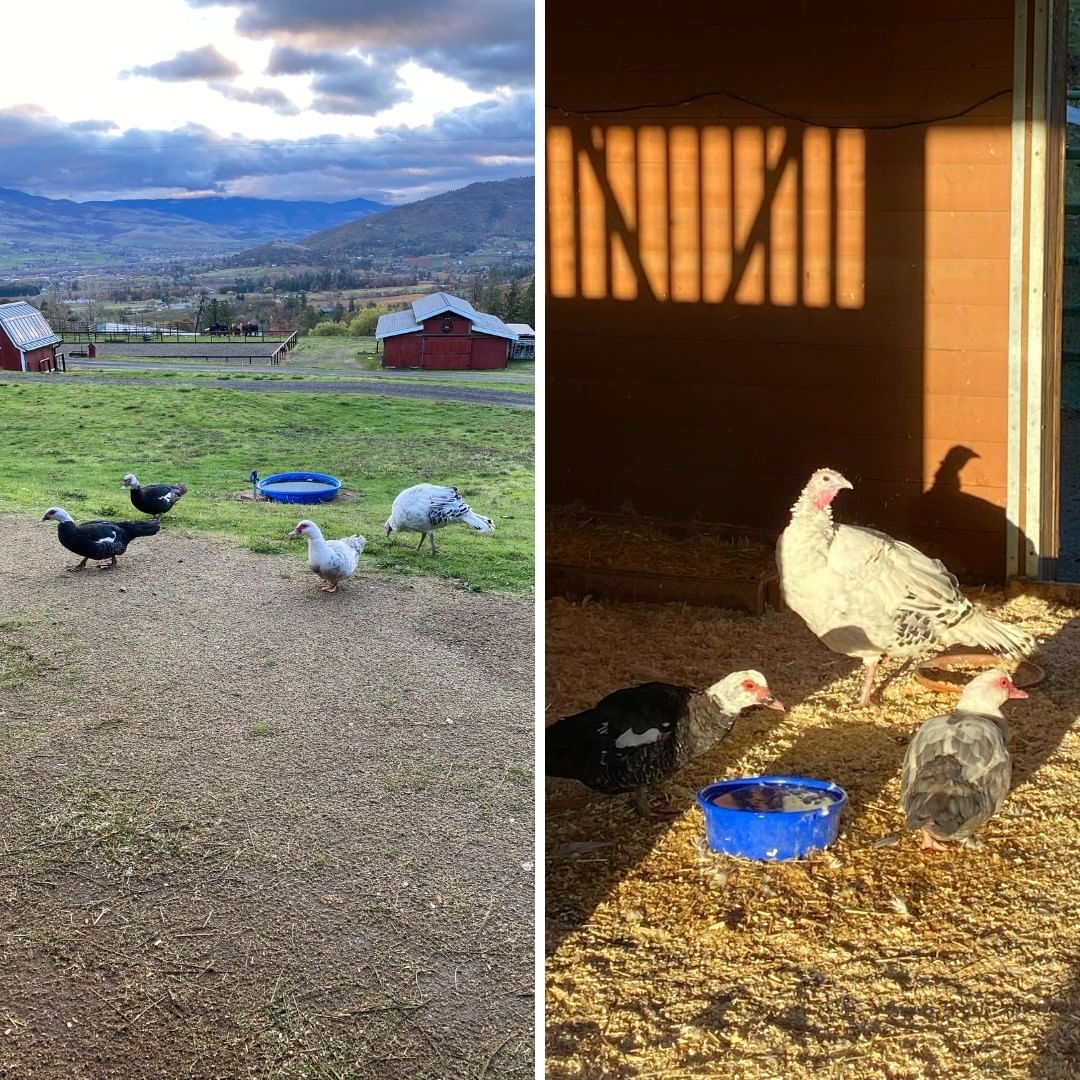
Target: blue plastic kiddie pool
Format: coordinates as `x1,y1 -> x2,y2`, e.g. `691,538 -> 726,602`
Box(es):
254,471 -> 341,505
695,775 -> 847,861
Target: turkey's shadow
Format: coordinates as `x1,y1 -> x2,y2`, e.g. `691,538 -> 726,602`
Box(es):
907,445 -> 1006,582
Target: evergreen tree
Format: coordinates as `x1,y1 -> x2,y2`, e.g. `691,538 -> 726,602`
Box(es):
503,280 -> 521,322
519,278 -> 535,325
481,267 -> 501,314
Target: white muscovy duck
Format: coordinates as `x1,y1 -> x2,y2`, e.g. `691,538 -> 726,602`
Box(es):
545,670 -> 784,815
901,668 -> 1025,851
41,507 -> 160,571
287,519 -> 367,592
121,473 -> 187,521
384,483 -> 494,555
777,468 -> 1034,706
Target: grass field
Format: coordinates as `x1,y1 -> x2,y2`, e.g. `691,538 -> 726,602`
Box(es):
61,367 -> 536,393
64,335 -> 536,388
0,381 -> 534,594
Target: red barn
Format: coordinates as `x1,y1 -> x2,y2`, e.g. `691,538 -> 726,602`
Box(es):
375,292 -> 517,370
0,302 -> 61,372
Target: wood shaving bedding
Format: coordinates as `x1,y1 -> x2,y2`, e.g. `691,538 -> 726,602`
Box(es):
545,590 -> 1080,1079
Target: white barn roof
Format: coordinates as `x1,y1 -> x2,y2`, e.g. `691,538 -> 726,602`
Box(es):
0,301 -> 61,351
375,291 -> 518,342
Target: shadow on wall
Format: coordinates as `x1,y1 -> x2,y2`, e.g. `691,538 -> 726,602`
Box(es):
907,445 -> 1007,581
547,99 -> 1014,580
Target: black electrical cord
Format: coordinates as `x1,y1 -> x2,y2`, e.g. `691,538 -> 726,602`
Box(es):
547,87 -> 1012,131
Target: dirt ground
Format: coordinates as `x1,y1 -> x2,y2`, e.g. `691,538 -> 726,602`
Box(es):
0,515 -> 534,1079
546,591 -> 1080,1079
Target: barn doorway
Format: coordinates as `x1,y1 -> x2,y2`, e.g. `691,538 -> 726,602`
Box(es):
1059,18 -> 1080,580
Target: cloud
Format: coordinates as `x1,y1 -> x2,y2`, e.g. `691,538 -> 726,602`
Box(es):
68,119 -> 120,132
0,96 -> 533,202
127,45 -> 241,83
265,46 -> 410,115
189,0 -> 533,91
208,83 -> 300,116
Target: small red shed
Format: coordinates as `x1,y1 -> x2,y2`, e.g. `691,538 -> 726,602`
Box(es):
0,302 -> 61,372
375,292 -> 517,370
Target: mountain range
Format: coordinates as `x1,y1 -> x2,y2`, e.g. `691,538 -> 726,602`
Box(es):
0,176 -> 534,274
0,187 -> 390,272
300,176 -> 534,260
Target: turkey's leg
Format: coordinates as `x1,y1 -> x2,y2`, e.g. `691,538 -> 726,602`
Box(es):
857,658 -> 881,706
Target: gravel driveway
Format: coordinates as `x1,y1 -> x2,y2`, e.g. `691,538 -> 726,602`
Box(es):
0,517 -> 534,1078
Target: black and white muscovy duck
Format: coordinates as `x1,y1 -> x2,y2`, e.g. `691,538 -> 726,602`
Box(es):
900,668 -> 1026,852
121,473 -> 188,521
287,519 -> 367,592
545,670 -> 784,815
384,483 -> 494,555
41,507 -> 160,571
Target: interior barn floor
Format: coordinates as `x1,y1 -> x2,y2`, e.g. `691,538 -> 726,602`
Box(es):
545,590 -> 1080,1079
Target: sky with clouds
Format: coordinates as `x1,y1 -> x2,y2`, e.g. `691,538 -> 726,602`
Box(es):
0,0 -> 534,204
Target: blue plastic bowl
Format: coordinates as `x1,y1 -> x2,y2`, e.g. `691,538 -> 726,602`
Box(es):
256,471 -> 341,505
695,775 -> 847,861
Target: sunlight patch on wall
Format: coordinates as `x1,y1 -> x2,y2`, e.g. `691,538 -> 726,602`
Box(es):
547,122 -> 866,309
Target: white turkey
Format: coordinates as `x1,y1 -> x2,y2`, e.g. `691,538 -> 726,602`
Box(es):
384,483 -> 494,555
287,519 -> 366,592
777,468 -> 1033,706
901,668 -> 1025,851
545,670 -> 784,815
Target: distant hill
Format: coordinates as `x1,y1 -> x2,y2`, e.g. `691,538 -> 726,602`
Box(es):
85,194 -> 389,238
299,176 -> 534,259
220,241 -> 321,268
0,186 -> 390,272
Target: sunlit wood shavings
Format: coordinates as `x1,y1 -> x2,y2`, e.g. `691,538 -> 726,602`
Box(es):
546,590 -> 1080,1078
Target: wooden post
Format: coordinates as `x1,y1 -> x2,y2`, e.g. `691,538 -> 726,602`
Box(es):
1007,0 -> 1066,580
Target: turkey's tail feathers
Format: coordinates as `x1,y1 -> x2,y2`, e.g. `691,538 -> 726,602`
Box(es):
462,510 -> 495,534
341,535 -> 367,554
949,607 -> 1034,659
117,521 -> 161,539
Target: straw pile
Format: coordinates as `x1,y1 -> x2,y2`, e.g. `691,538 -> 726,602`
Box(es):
546,590 -> 1080,1078
547,507 -> 776,580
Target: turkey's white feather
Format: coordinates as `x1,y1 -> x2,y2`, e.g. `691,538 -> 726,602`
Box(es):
385,483 -> 495,535
778,470 -> 1033,663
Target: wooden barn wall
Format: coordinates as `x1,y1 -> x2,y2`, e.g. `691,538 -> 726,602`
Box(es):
466,337 -> 510,369
546,1 -> 1015,579
24,345 -> 54,372
0,332 -> 22,371
382,335 -> 422,368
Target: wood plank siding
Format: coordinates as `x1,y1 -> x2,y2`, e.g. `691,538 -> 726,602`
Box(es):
547,2 -> 1016,579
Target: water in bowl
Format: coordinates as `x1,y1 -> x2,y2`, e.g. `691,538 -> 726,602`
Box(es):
262,481 -> 335,494
711,782 -> 838,813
